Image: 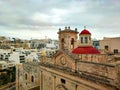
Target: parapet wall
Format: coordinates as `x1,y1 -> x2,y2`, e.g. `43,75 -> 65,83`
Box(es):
77,61 -> 119,87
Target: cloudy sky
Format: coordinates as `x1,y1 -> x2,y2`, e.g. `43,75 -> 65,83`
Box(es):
0,0 -> 120,40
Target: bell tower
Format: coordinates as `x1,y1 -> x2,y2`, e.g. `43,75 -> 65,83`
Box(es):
58,26 -> 79,52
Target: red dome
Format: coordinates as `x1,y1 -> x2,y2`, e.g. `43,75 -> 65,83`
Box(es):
80,29 -> 91,35
72,46 -> 100,54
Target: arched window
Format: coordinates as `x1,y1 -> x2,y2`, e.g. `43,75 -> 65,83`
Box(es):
71,38 -> 74,45
61,38 -> 64,43
25,74 -> 27,80
81,37 -> 83,43
61,38 -> 64,49
85,37 -> 88,43
71,38 -> 74,49
31,76 -> 34,82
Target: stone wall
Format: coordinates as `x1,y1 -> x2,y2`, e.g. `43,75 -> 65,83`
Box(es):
78,54 -> 108,63
40,65 -> 115,90
16,63 -> 40,90
41,56 -> 54,64
77,61 -> 117,86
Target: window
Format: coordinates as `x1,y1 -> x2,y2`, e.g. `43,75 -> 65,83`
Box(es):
61,38 -> 64,49
81,37 -> 83,43
104,45 -> 108,50
31,76 -> 34,82
61,38 -> 64,43
114,49 -> 118,54
61,79 -> 66,84
25,74 -> 27,80
0,55 -> 3,59
71,38 -> 74,45
71,38 -> 74,49
20,56 -> 25,63
85,37 -> 88,43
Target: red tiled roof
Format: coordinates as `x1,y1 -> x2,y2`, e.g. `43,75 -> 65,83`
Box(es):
72,46 -> 100,54
80,29 -> 91,35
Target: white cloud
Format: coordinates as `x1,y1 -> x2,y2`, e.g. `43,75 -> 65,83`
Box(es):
31,9 -> 68,25
32,13 -> 50,23
0,0 -> 120,40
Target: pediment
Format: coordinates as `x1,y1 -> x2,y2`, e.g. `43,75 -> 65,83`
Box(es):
53,50 -> 76,70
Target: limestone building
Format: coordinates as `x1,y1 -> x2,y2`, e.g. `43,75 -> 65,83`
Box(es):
100,37 -> 120,54
16,27 -> 120,90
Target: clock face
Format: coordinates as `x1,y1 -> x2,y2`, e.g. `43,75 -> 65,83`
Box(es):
60,56 -> 66,65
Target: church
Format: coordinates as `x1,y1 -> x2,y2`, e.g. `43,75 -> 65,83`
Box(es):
16,26 -> 120,90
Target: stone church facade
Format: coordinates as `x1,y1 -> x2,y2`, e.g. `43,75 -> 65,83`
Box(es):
16,27 -> 120,90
